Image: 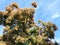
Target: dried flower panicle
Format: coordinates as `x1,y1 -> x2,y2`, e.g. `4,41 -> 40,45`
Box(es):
4,25 -> 10,31
16,36 -> 27,43
32,2 -> 37,8
5,2 -> 18,13
0,11 -> 3,15
14,25 -> 19,30
10,2 -> 18,8
5,6 -> 13,12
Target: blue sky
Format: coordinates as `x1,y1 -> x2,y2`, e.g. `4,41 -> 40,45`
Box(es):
0,0 -> 60,43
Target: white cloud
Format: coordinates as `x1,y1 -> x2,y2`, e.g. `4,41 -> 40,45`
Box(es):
51,38 -> 60,43
55,38 -> 60,43
51,12 -> 60,19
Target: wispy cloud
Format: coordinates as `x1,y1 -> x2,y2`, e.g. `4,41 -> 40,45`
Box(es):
43,0 -> 58,17
51,12 -> 60,19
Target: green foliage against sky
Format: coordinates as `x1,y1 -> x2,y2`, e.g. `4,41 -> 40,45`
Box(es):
0,2 -> 58,45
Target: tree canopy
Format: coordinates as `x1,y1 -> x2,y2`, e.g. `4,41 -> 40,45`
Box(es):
0,2 -> 58,45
